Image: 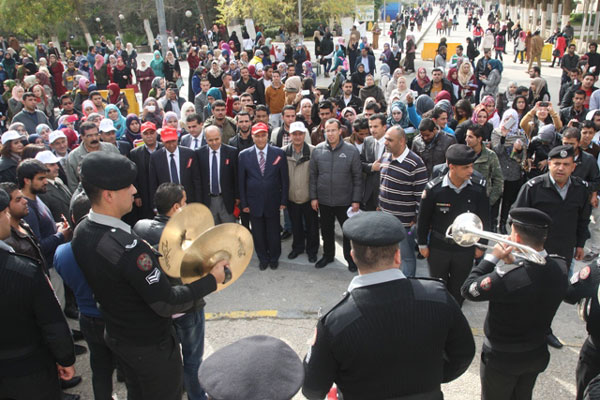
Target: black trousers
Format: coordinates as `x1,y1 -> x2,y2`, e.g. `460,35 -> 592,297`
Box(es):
319,204 -> 352,263
105,332 -> 183,400
240,211 -> 250,229
79,314 -> 115,400
499,179 -> 522,227
0,358 -> 61,400
250,214 -> 281,263
427,246 -> 474,306
576,337 -> 600,400
480,348 -> 549,400
288,201 -> 319,257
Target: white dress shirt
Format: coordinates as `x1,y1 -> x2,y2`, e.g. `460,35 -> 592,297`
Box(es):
165,147 -> 180,182
208,146 -> 221,194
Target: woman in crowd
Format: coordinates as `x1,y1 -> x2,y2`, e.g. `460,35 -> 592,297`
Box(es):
112,56 -> 132,89
404,35 -> 416,73
514,31 -> 527,64
32,84 -> 53,123
496,81 -> 518,117
163,51 -> 181,84
124,114 -> 142,145
7,85 -> 24,121
162,111 -> 180,135
446,67 -> 460,101
107,82 -> 129,116
179,102 -> 196,133
73,77 -> 90,110
457,61 -> 477,102
150,50 -> 164,78
454,99 -> 473,126
136,59 -> 155,102
528,77 -> 551,104
93,54 -> 110,90
148,77 -> 165,100
520,101 -> 562,139
207,60 -> 224,88
481,95 -> 501,128
386,68 -> 403,98
126,42 -> 138,70
351,63 -> 366,97
512,94 -> 530,122
0,131 -> 23,183
480,59 -> 503,101
410,67 -> 430,96
389,76 -> 416,105
81,100 -> 97,118
359,74 -> 387,111
297,98 -> 316,132
35,123 -> 51,144
141,97 -> 163,128
49,54 -> 66,97
455,103 -> 494,143
35,71 -> 53,99
105,104 -> 127,140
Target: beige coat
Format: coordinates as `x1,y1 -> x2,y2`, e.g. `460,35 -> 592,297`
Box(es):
284,142 -> 314,204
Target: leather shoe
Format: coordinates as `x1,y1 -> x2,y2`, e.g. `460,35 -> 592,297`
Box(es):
62,393 -> 80,400
259,262 -> 269,271
546,333 -> 563,349
74,344 -> 87,356
308,254 -> 317,263
280,231 -> 292,240
71,329 -> 84,342
315,257 -> 334,269
61,376 -> 82,389
348,260 -> 358,272
269,262 -> 279,270
288,250 -> 302,259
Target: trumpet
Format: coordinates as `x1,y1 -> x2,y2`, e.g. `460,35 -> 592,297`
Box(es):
445,212 -> 546,265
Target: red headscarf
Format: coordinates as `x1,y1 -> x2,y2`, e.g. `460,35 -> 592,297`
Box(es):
447,68 -> 459,85
107,82 -> 121,103
434,90 -> 451,104
416,67 -> 430,89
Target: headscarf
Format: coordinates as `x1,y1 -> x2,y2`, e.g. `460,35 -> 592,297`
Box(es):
415,94 -> 435,115
35,124 -> 51,137
150,50 -> 164,74
341,106 -> 357,120
435,99 -> 454,120
447,68 -> 460,86
488,59 -> 503,73
38,57 -> 48,68
500,108 -> 520,136
95,55 -> 104,70
416,67 -> 430,89
471,104 -> 488,124
35,72 -> 50,87
78,77 -> 89,92
538,124 -> 556,143
162,111 -> 180,133
81,99 -> 97,116
125,114 -> 142,144
143,97 -> 163,126
107,82 -> 121,104
457,62 -> 473,87
382,43 -> 392,61
387,101 -> 410,128
11,85 -> 23,101
108,55 -> 117,69
506,81 -> 518,103
205,87 -> 223,115
481,95 -> 497,121
27,134 -> 41,144
379,63 -> 390,78
3,79 -> 16,92
179,102 -> 196,129
434,90 -> 451,104
105,104 -> 126,139
530,78 -> 546,99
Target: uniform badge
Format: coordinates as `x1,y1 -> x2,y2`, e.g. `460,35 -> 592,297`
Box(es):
137,253 -> 153,271
187,157 -> 193,168
560,150 -> 567,158
480,277 -> 492,291
580,266 -> 591,280
468,282 -> 480,297
145,268 -> 161,285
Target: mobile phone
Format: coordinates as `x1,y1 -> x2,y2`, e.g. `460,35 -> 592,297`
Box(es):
229,80 -> 235,89
572,121 -> 581,128
503,116 -> 516,130
539,102 -> 549,107
301,90 -> 310,96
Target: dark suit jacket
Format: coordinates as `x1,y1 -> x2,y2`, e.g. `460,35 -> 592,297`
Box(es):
336,95 -> 363,114
38,179 -> 72,222
238,145 -> 289,217
180,133 -> 206,150
117,140 -> 132,157
197,144 -> 239,214
148,146 -> 202,205
129,143 -> 163,218
360,136 -> 383,207
354,54 -> 376,74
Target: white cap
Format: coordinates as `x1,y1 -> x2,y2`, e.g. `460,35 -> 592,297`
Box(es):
289,121 -> 308,134
1,130 -> 21,145
35,150 -> 61,164
48,130 -> 67,144
99,118 -> 116,133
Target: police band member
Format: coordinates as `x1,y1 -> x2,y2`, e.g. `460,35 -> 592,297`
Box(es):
564,261 -> 600,400
0,188 -> 77,400
417,144 -> 491,305
513,144 -> 592,348
302,211 -> 475,400
461,207 -> 569,400
71,152 -> 228,400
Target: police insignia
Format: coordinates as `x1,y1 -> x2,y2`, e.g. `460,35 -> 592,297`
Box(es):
580,266 -> 591,280
480,277 -> 492,291
137,253 -> 153,271
468,282 -> 480,297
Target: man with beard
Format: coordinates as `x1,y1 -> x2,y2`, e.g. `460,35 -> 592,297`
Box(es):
204,100 -> 237,144
229,111 -> 254,152
65,122 -> 120,192
35,151 -> 72,223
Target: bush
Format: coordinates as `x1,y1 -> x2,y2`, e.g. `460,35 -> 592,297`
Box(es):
570,13 -> 596,25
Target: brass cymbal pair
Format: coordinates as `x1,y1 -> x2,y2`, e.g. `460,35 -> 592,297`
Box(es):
158,203 -> 253,291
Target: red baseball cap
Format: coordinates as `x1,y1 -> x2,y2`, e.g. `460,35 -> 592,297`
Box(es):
141,121 -> 156,133
65,115 -> 79,123
160,127 -> 178,142
251,122 -> 269,135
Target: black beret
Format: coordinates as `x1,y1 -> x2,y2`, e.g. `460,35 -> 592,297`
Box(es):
80,152 -> 137,190
0,188 -> 9,211
446,144 -> 477,166
343,211 -> 405,246
547,144 -> 575,160
508,207 -> 552,229
198,335 -> 303,400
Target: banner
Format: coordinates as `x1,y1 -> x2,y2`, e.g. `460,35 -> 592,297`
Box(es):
355,0 -> 375,21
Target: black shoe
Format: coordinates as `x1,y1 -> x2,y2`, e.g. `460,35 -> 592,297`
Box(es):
546,333 -> 563,349
64,306 -> 79,320
308,254 -> 317,263
74,344 -> 87,356
315,257 -> 334,269
269,262 -> 279,270
61,376 -> 82,389
280,231 -> 292,240
259,262 -> 269,271
288,250 -> 302,259
348,260 -> 358,272
71,329 -> 84,342
62,393 -> 80,400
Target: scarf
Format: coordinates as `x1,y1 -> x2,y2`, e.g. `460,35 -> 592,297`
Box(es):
81,100 -> 97,116
125,114 -> 142,144
107,83 -> 121,104
387,101 -> 410,128
434,90 -> 451,104
481,96 -> 497,122
79,77 -> 89,92
416,67 -> 430,88
162,111 -> 180,134
531,78 -> 546,99
105,104 -> 127,139
447,68 -> 460,85
115,57 -> 126,71
471,104 -> 488,124
457,63 -> 473,87
11,85 -> 22,101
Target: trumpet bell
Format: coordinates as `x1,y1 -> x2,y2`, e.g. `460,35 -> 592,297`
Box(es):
447,212 -> 484,248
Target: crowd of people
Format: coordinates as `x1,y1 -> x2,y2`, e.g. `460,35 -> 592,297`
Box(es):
4,0 -> 600,399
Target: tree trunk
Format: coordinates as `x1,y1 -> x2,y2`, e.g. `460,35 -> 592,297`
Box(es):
532,1 -> 539,30
540,0 -> 548,37
51,35 -> 61,55
143,19 -> 155,48
76,19 -> 94,47
561,0 -> 571,30
550,0 -> 559,35
499,0 -> 507,19
579,0 -> 591,53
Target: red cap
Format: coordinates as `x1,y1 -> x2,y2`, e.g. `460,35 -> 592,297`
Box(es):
251,122 -> 269,135
141,121 -> 156,133
160,127 -> 178,142
66,115 -> 79,123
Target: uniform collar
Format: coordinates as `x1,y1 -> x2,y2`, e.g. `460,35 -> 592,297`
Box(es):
347,268 -> 406,292
0,240 -> 14,252
88,210 -> 131,234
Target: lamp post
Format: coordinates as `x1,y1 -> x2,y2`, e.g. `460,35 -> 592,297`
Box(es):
155,0 -> 169,58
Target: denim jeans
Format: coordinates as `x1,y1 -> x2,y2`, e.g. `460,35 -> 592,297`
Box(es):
79,314 -> 115,400
399,224 -> 417,277
173,309 -> 206,400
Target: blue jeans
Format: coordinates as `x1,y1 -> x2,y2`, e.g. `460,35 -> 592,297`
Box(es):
400,225 -> 417,277
173,309 -> 206,400
79,314 -> 115,399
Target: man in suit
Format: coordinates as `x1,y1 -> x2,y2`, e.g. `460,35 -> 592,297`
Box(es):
238,122 -> 289,270
148,127 -> 201,207
130,122 -> 163,220
99,118 -> 132,157
354,47 -> 376,75
197,126 -> 239,224
180,113 -> 206,150
35,151 -> 72,223
360,113 -> 387,210
336,81 -> 363,114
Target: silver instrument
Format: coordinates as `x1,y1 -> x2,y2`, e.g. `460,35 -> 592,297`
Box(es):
445,212 -> 546,265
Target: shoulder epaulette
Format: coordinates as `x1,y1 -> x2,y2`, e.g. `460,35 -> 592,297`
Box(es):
526,175 -> 544,187
426,176 -> 444,190
470,175 -> 487,188
571,175 -> 589,187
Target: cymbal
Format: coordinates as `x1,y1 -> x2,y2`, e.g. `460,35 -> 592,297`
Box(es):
158,203 -> 214,278
180,223 -> 254,291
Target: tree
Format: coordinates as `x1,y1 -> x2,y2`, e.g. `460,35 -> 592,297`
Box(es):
0,0 -> 73,38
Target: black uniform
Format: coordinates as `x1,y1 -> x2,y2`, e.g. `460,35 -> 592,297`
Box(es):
461,253 -> 568,400
0,243 -> 75,400
513,173 -> 591,265
564,263 -> 600,400
417,174 -> 490,304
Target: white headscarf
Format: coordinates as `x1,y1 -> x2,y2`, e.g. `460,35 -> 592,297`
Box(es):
500,109 -> 520,136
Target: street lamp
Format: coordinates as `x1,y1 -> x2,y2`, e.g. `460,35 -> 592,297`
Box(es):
96,17 -> 101,22
185,10 -> 192,17
119,14 -> 125,20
